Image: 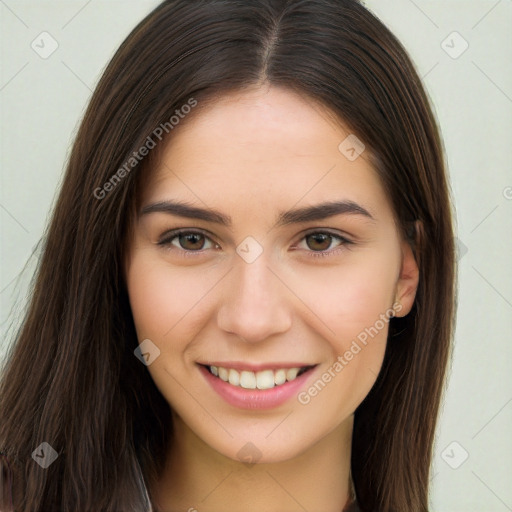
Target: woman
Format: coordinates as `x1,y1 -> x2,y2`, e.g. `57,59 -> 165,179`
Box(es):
0,0 -> 456,510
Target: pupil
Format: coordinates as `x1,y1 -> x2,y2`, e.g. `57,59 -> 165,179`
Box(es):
180,233 -> 204,250
307,233 -> 331,251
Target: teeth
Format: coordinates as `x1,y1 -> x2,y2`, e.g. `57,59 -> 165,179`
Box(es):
240,371 -> 256,389
274,369 -> 286,386
286,368 -> 299,380
256,370 -> 275,390
228,368 -> 240,386
218,367 -> 229,382
208,365 -> 308,390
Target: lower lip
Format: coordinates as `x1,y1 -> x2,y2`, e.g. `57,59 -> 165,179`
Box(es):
198,365 -> 316,410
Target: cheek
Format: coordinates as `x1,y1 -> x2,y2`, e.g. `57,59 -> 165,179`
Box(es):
287,251 -> 398,342
126,250 -> 212,343
125,251 -> 211,406
287,251 -> 397,410
336,267 -> 396,342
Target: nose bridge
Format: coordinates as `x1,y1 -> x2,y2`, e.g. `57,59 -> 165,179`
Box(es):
217,250 -> 292,342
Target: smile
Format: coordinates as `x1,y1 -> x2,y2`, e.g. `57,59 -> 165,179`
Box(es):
206,365 -> 313,390
198,362 -> 318,410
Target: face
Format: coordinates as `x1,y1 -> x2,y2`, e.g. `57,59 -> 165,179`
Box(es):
125,85 -> 419,464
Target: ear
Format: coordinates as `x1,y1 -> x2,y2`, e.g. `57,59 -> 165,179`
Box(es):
393,236 -> 420,318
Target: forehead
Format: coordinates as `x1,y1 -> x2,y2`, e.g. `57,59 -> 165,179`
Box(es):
141,86 -> 392,224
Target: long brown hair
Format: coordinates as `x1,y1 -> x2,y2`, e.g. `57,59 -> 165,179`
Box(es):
0,1 -> 455,510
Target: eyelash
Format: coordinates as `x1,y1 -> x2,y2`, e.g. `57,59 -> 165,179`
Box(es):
157,228 -> 354,260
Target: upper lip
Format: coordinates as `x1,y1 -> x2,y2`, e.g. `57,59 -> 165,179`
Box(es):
198,361 -> 316,372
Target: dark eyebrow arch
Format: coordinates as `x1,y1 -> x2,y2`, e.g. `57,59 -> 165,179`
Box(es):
274,200 -> 375,226
139,200 -> 375,226
140,201 -> 231,225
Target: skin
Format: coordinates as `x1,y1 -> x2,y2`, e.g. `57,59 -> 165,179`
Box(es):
125,84 -> 419,512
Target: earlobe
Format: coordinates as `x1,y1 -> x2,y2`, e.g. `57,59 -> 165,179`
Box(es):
393,236 -> 420,318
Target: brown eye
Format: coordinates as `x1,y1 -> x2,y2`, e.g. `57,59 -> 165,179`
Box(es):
294,231 -> 353,259
177,233 -> 206,250
305,233 -> 336,251
158,230 -> 217,252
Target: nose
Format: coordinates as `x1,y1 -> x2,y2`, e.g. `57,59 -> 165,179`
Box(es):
216,253 -> 292,343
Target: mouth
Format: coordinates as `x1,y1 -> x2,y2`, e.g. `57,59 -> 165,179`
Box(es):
198,362 -> 318,409
201,364 -> 315,390
197,359 -> 320,409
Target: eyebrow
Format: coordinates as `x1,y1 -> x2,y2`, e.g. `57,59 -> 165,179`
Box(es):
139,199 -> 375,226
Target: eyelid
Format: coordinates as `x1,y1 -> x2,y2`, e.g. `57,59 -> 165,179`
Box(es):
157,227 -> 354,258
291,229 -> 354,257
157,228 -> 218,245
295,227 -> 353,241
157,228 -> 220,257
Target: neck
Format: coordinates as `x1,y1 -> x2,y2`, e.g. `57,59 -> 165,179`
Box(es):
152,415 -> 354,512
